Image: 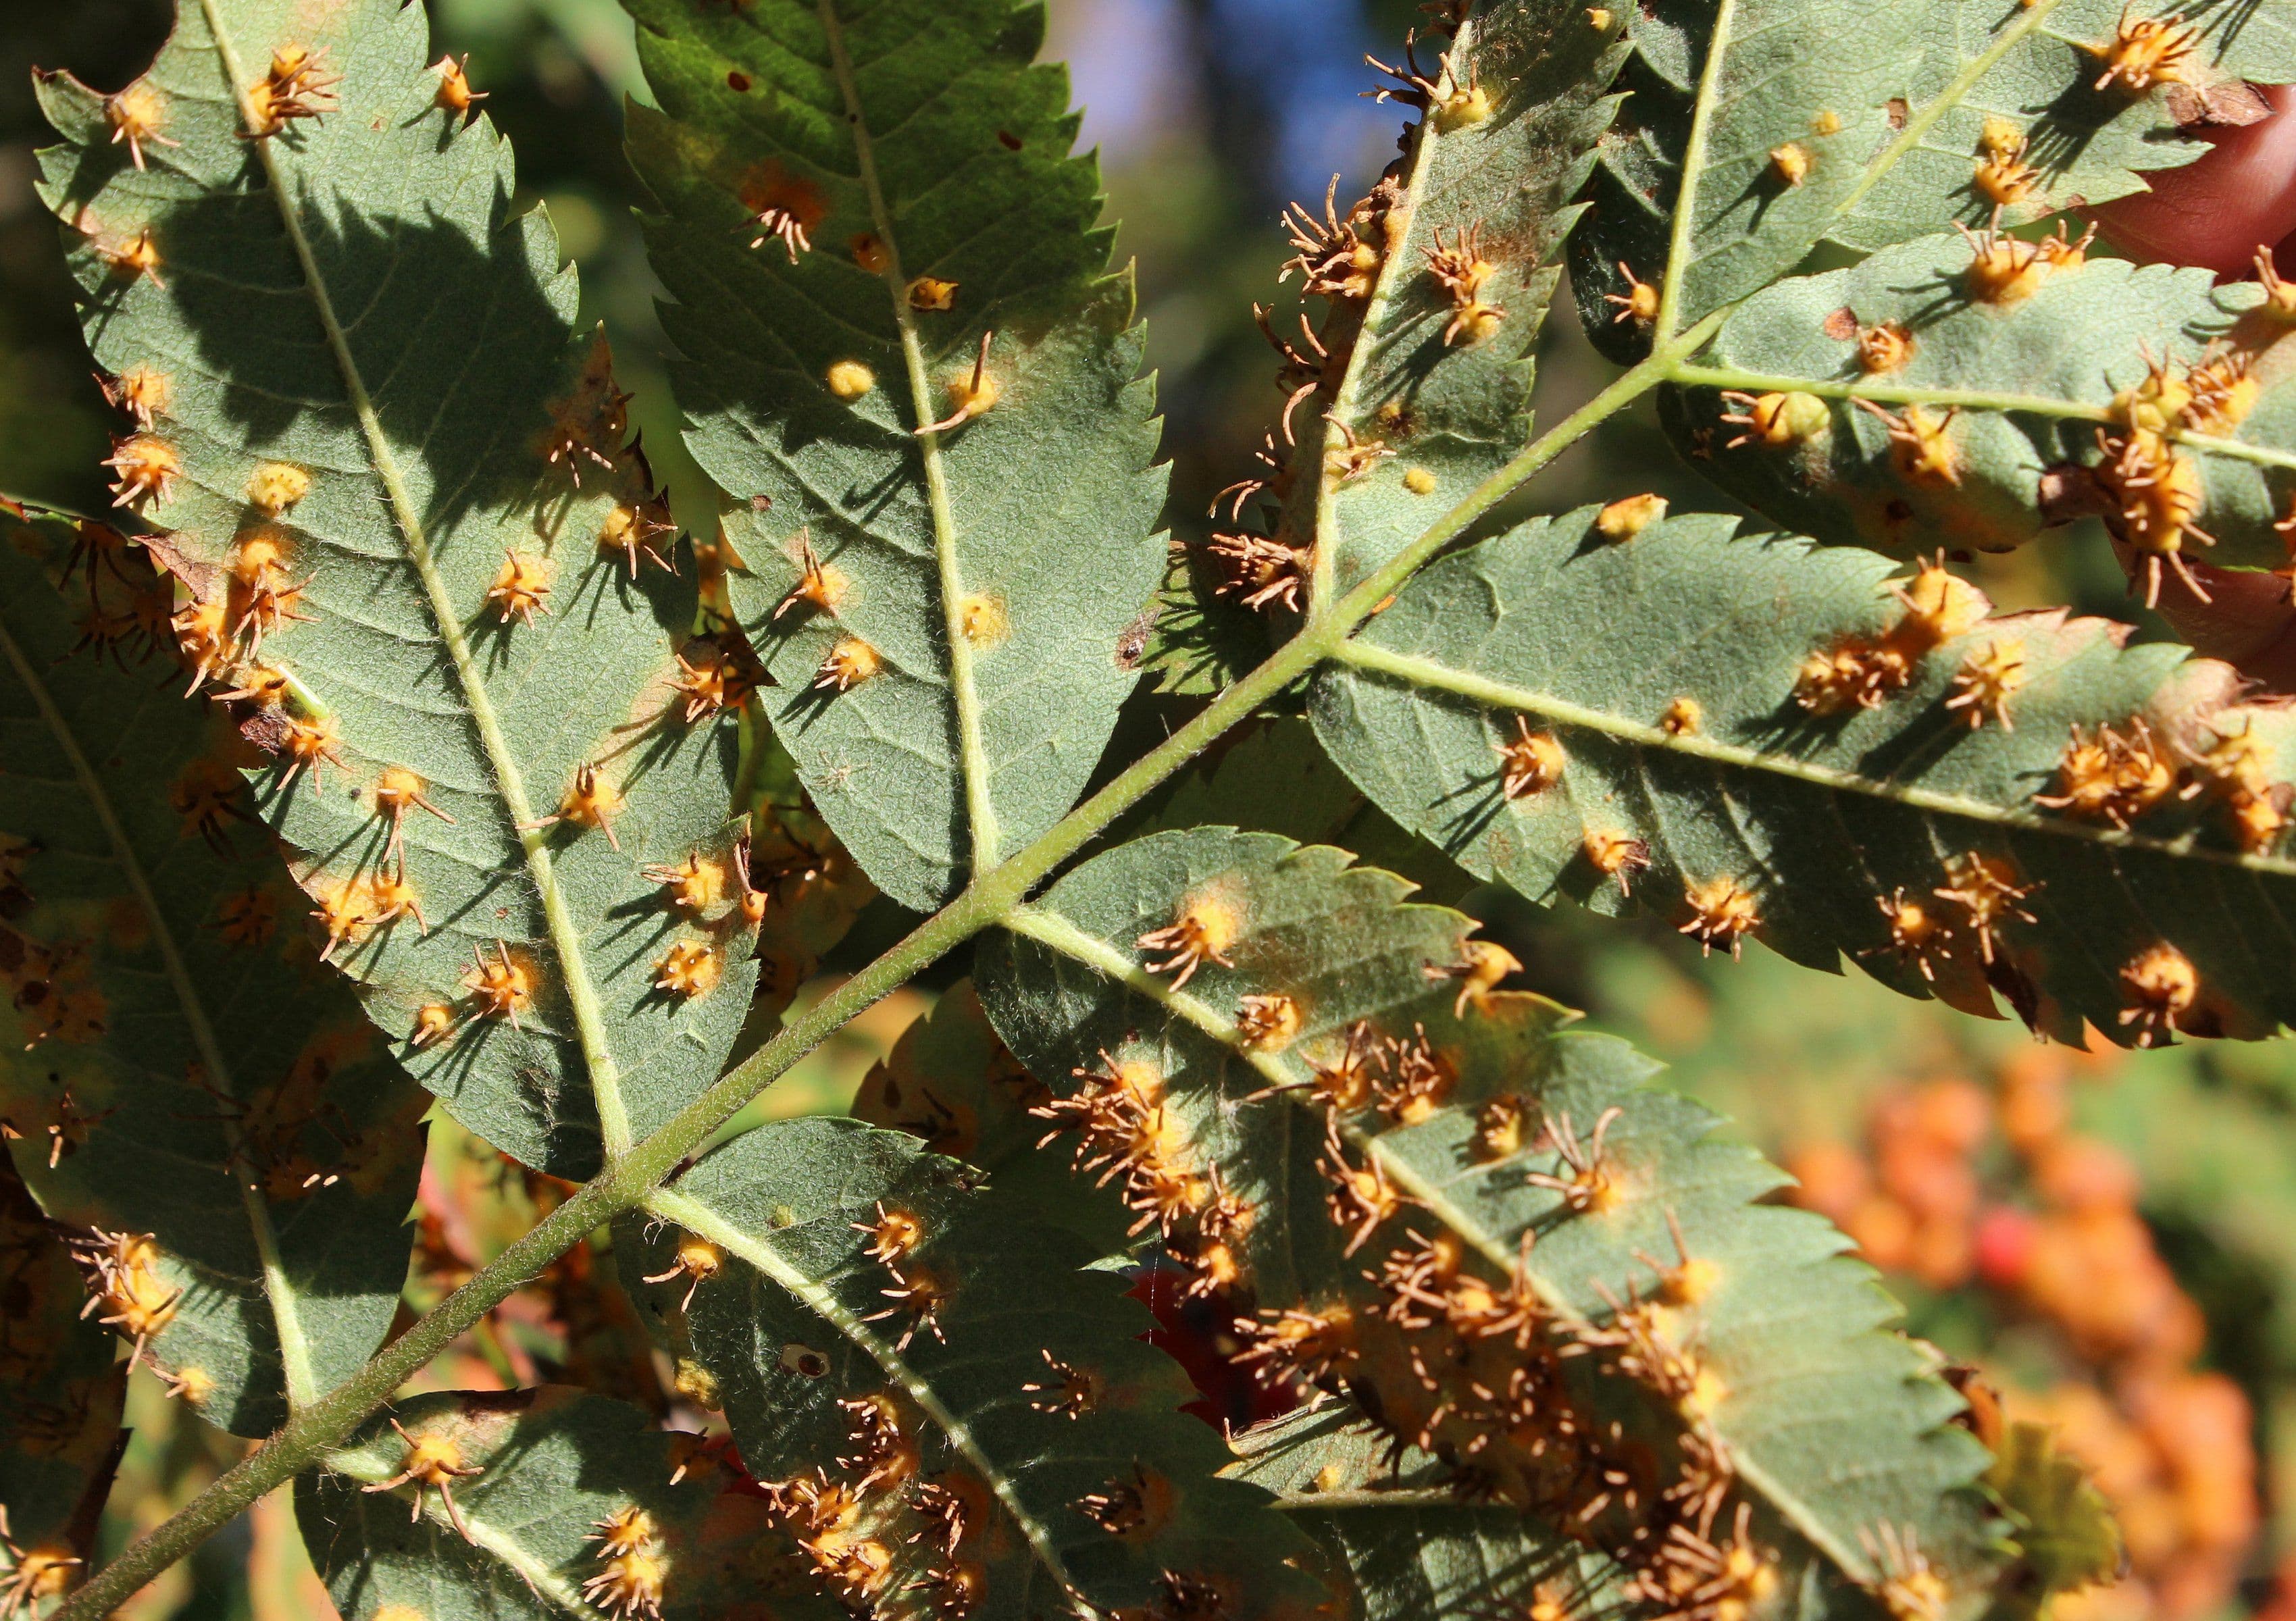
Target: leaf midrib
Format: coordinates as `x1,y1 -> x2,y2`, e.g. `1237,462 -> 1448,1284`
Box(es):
644,1183 -> 1083,1599
0,609 -> 317,1407
996,903 -> 1881,1582
1330,638 -> 2296,878
812,0 -> 1002,875
199,0 -> 635,1153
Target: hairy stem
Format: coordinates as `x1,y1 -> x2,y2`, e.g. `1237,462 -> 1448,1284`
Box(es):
50,327 -> 1695,1621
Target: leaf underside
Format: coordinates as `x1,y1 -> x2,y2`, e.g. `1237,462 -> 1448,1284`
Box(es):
626,0 -> 1167,912
620,1116 -> 1323,1621
1666,236 -> 2296,569
1,526 -> 422,1437
977,827 -> 1996,1607
1312,506 -> 2296,1045
303,1386 -> 802,1621
38,0 -> 757,1179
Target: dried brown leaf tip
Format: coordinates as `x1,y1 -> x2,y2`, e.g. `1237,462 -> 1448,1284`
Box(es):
361,1418 -> 484,1543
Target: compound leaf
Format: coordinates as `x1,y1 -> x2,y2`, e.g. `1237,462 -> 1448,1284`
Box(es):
0,524 -> 421,1437
977,826 -> 1997,1612
36,0 -> 757,1179
623,0 -> 1167,912
619,1116 -> 1323,1621
1312,507 -> 2296,1046
301,1386 -> 802,1621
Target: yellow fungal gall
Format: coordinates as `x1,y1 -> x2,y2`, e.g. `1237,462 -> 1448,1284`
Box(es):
599,502 -> 673,578
463,941 -> 536,1028
1856,320 -> 1914,375
361,1419 -> 484,1543
1811,109 -> 1842,136
907,276 -> 959,311
1875,888 -> 1951,981
107,80 -> 179,170
2255,246 -> 2296,319
96,224 -> 166,286
245,461 -> 309,514
102,365 -> 172,428
432,53 -> 486,118
919,331 -> 1000,433
815,637 -> 882,691
582,1550 -> 665,1620
1945,638 -> 2026,730
1137,892 -> 1242,989
1584,828 -> 1651,895
1527,1104 -> 1627,1214
1887,558 -> 1987,655
1586,5 -> 1613,25
1933,851 -> 2035,964
1494,718 -> 1565,800
487,550 -> 553,626
740,162 -> 826,260
1429,938 -> 1521,1017
1794,638 -> 1910,715
2099,430 -> 2214,607
587,1507 -> 660,1560
643,1233 -> 726,1310
1025,1348 -> 1104,1418
1660,694 -> 1702,736
408,1002 -> 458,1050
105,434 -> 179,509
959,592 -> 1009,647
850,232 -> 890,274
277,712 -> 347,794
2088,8 -> 2201,93
653,940 -> 721,1001
1720,389 -> 1828,448
2118,941 -> 2197,1046
551,763 -> 624,848
640,852 -> 726,916
1235,992 -> 1304,1051
775,530 -> 848,619
1958,220 -> 2050,305
1858,399 -> 1962,486
1403,465 -> 1437,495
1604,261 -> 1658,326
1679,875 -> 1760,957
826,359 -> 875,400
854,1202 -> 924,1266
1768,142 -> 1812,186
1597,492 -> 1666,540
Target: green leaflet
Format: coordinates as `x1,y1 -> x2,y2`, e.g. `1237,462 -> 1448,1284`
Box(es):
1310,507 -> 2296,1044
37,0 -> 757,1178
1662,234 -> 2293,568
0,528 -> 422,1437
1829,0 -> 2296,255
301,1387 -> 811,1621
1568,0 -> 1922,362
0,1154 -> 126,1574
975,827 -> 1996,1608
1224,1406 -> 1633,1621
1564,0 -> 2296,363
1983,1423 -> 2120,1618
619,1116 -> 1323,1621
1276,0 -> 1626,595
623,0 -> 1167,913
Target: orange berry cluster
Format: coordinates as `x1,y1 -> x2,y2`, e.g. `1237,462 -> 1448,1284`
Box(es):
1787,1048 -> 2255,1620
